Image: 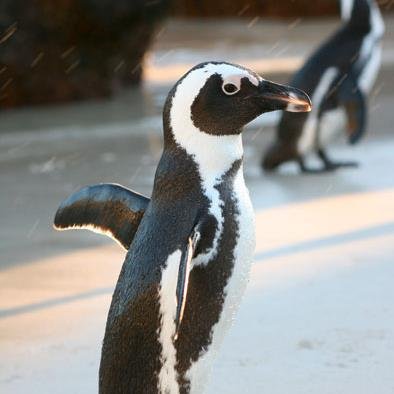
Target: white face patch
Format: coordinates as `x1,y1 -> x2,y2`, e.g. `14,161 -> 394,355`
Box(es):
170,63 -> 253,174
157,250 -> 182,394
221,72 -> 259,96
221,75 -> 241,95
170,63 -> 260,141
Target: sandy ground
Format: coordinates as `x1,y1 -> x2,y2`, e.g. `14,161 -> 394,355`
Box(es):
1,17 -> 394,394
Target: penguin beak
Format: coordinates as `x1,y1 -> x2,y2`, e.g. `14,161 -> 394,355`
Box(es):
257,80 -> 312,113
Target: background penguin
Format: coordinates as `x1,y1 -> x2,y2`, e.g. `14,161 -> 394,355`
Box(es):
54,61 -> 311,394
262,0 -> 384,173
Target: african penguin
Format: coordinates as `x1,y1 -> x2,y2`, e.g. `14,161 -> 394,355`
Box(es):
262,0 -> 384,173
54,61 -> 311,394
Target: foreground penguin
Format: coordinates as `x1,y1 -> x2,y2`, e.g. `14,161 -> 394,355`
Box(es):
54,61 -> 311,393
263,0 -> 384,173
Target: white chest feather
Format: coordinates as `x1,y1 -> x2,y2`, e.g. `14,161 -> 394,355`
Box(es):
158,250 -> 183,394
297,67 -> 339,155
187,169 -> 255,394
157,169 -> 255,394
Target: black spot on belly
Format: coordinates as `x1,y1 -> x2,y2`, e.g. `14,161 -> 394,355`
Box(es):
175,159 -> 242,393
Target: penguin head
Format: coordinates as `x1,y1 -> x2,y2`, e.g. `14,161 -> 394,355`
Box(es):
165,62 -> 311,138
340,0 -> 382,33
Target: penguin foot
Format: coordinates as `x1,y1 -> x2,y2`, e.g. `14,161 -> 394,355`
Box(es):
323,160 -> 359,171
298,162 -> 332,174
317,149 -> 359,172
298,156 -> 359,174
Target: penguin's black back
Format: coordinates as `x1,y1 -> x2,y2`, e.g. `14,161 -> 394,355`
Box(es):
274,0 -> 373,148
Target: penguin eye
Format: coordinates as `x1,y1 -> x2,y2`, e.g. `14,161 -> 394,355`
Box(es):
222,83 -> 240,95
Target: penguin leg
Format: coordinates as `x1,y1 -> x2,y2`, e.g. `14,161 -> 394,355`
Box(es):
297,149 -> 358,174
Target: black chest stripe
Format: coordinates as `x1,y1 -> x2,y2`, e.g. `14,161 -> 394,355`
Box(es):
175,159 -> 242,393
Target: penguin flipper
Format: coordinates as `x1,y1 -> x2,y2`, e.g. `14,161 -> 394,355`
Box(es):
338,75 -> 367,144
54,183 -> 150,250
175,230 -> 200,337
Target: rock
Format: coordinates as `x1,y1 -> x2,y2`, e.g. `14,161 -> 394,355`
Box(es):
171,0 -> 339,18
0,0 -> 170,108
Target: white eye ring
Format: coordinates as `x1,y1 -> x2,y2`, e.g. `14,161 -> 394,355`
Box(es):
222,81 -> 240,95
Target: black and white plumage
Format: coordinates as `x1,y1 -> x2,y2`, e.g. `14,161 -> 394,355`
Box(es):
54,61 -> 311,394
262,0 -> 384,173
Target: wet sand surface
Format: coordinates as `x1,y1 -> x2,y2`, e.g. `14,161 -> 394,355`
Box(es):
1,17 -> 394,394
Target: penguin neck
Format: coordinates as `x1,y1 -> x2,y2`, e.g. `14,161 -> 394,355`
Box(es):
164,123 -> 244,183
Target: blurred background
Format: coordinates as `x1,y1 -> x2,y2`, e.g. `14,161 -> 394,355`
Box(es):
1,1 -> 394,393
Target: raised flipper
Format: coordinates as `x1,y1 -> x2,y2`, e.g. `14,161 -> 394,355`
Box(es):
54,183 -> 150,250
338,73 -> 367,145
174,230 -> 200,339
